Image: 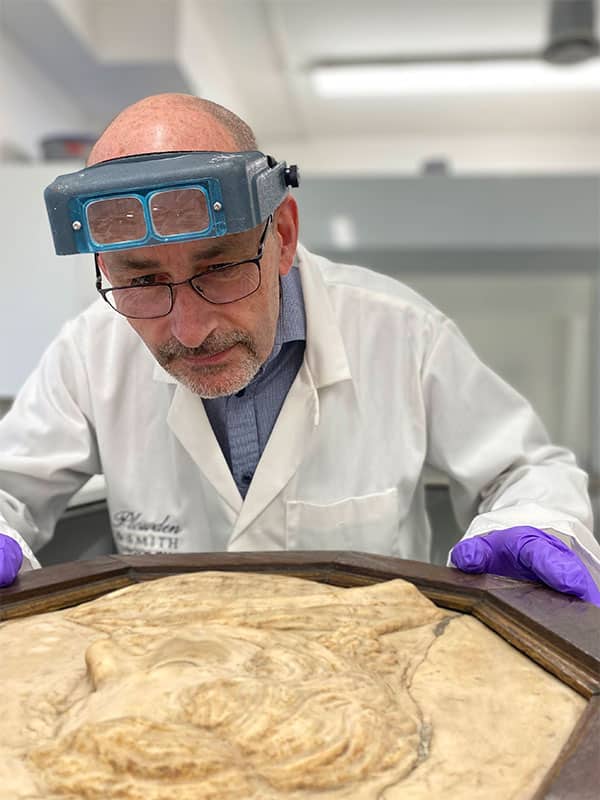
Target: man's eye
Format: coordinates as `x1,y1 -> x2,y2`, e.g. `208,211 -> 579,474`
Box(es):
130,274 -> 159,287
204,260 -> 238,274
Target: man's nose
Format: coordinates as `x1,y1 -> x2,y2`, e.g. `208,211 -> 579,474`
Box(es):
168,282 -> 219,347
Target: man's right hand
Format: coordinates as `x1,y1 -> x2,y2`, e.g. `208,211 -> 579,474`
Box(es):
0,534 -> 23,587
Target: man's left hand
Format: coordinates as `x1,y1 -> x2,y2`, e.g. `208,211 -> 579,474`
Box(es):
451,526 -> 600,606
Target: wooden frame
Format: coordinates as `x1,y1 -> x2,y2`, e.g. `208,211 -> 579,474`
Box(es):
1,551 -> 599,799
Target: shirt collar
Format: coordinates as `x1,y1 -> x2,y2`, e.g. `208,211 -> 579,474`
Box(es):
273,263 -> 306,351
245,263 -> 305,387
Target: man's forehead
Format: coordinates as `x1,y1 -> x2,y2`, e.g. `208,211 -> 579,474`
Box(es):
88,115 -> 239,166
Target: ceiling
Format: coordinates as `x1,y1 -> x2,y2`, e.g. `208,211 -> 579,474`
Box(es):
3,0 -> 600,171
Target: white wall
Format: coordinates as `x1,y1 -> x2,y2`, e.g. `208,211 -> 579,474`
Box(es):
51,0 -> 177,63
0,28 -> 89,159
0,164 -> 96,397
0,20 -> 96,397
261,133 -> 600,176
48,0 -> 94,51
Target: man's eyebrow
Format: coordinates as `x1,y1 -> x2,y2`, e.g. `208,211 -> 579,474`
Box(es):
110,244 -> 236,271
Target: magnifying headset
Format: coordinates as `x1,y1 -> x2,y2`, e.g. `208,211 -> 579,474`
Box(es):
44,150 -> 300,255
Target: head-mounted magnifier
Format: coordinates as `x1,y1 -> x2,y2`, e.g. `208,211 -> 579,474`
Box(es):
44,150 -> 299,255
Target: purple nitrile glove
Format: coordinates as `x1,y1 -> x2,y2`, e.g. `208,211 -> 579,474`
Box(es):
0,534 -> 23,587
451,526 -> 600,607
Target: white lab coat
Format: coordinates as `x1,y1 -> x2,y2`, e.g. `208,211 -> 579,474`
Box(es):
1,245 -> 599,586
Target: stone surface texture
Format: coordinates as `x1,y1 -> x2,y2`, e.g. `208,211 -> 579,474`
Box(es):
0,571 -> 585,799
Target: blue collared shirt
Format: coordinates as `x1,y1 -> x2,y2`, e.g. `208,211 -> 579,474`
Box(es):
203,264 -> 306,498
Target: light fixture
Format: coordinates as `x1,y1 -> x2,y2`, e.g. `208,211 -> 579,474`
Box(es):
311,58 -> 600,97
311,0 -> 600,98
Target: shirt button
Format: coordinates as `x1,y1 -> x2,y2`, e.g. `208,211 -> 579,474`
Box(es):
242,473 -> 252,485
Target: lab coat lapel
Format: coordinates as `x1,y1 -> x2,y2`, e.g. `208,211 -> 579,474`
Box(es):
296,244 -> 353,391
229,245 -> 353,542
167,383 -> 242,514
229,361 -> 319,540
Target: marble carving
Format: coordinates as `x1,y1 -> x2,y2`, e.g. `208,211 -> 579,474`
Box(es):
0,571 -> 584,799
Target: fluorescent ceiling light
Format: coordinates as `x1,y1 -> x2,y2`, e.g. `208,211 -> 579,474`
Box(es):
311,58 -> 600,97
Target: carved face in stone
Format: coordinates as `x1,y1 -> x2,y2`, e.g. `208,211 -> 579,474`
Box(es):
2,572 -> 583,800
31,623 -> 422,798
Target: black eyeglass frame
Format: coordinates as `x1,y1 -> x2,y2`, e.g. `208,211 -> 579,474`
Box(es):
95,215 -> 272,319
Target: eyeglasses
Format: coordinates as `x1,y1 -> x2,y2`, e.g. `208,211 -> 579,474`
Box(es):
95,216 -> 272,319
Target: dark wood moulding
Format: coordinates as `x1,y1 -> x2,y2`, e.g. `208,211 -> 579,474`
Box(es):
1,551 -> 599,799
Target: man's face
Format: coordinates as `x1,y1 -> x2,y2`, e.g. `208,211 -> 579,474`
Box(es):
99,213 -> 292,398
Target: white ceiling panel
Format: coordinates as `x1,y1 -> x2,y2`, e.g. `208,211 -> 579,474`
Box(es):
270,0 -> 549,64
3,0 -> 600,170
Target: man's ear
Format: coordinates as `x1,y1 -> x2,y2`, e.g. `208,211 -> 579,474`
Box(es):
96,252 -> 110,279
274,195 -> 299,277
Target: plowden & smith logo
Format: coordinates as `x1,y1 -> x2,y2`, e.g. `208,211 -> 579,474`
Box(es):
112,510 -> 182,552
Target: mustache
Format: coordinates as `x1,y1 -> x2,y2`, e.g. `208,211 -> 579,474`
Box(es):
157,330 -> 257,363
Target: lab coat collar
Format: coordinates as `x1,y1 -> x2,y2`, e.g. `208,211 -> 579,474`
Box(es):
153,361 -> 176,383
228,246 -> 355,539
167,386 -> 243,513
295,244 -> 352,389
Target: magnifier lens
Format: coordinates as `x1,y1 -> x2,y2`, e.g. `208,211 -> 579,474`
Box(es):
86,196 -> 147,245
150,188 -> 210,236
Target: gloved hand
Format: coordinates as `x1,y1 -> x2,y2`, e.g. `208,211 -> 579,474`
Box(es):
451,526 -> 600,606
0,534 -> 23,587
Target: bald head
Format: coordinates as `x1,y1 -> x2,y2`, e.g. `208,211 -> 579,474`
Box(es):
88,93 -> 257,165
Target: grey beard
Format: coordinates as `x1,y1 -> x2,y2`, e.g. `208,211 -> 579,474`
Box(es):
156,329 -> 258,364
155,330 -> 262,398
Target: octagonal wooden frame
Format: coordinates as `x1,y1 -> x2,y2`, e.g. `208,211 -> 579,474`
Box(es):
1,550 -> 598,799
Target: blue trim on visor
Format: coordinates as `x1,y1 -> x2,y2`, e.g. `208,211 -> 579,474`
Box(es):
71,180 -> 225,253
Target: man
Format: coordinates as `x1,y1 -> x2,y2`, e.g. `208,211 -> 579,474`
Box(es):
0,93 -> 599,604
